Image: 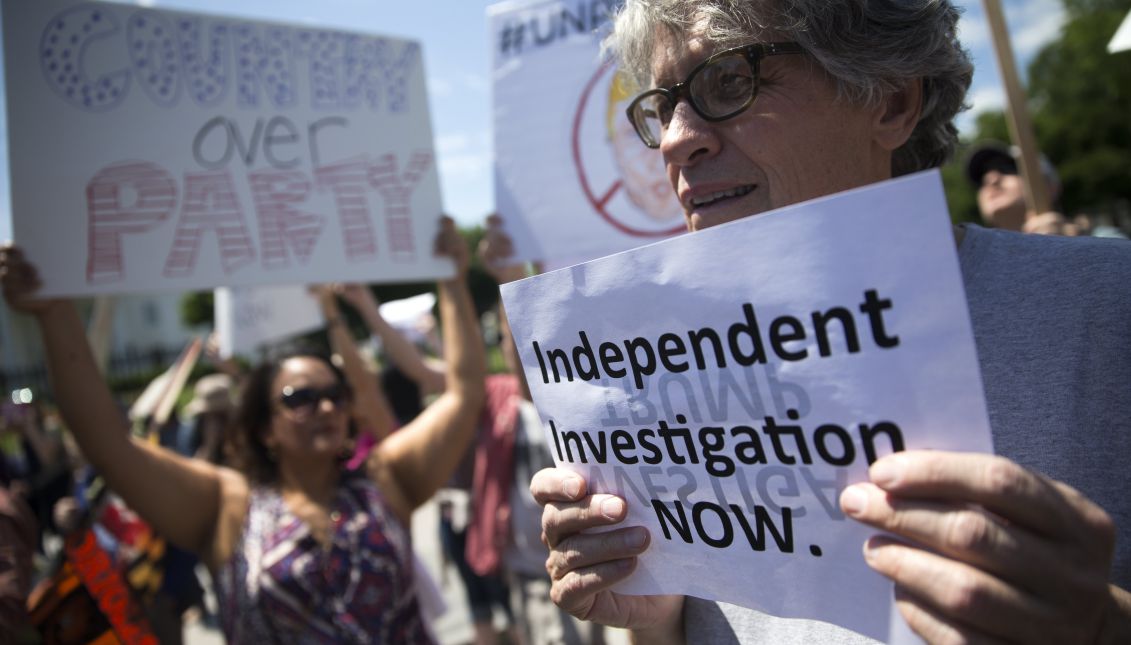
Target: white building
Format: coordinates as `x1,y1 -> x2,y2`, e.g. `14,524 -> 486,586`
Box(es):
0,293 -> 205,396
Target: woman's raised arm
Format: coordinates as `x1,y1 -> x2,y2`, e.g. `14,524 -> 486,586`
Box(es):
374,217 -> 486,511
0,246 -> 223,554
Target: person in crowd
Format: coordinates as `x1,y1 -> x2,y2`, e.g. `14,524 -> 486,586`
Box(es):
335,278 -> 525,645
0,216 -> 486,643
339,284 -> 448,398
530,1 -> 1131,643
314,285 -> 398,452
475,217 -> 606,645
0,457 -> 38,639
964,141 -> 1074,234
178,373 -> 236,465
1,398 -> 72,557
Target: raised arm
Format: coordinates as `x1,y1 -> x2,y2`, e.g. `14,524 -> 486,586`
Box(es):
0,246 -> 222,555
338,283 -> 447,396
476,212 -> 530,286
374,217 -> 486,510
314,286 -> 395,443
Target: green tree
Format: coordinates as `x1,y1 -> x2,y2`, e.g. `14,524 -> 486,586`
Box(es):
181,290 -> 213,327
942,111 -> 1011,224
1028,3 -> 1131,215
942,1 -> 1131,224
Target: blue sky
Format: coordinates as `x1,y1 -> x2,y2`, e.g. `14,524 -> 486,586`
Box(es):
0,0 -> 1067,238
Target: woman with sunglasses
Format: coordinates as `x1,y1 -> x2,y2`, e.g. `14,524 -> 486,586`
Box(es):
0,216 -> 485,643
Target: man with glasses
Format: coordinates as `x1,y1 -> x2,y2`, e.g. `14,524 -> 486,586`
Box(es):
531,1 -> 1131,643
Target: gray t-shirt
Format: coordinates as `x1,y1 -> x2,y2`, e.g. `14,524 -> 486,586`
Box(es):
685,225 -> 1131,643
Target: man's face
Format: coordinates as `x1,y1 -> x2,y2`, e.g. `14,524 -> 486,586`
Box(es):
650,32 -> 892,231
976,169 -> 1026,231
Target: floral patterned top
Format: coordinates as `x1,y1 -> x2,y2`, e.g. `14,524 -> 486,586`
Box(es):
215,473 -> 433,643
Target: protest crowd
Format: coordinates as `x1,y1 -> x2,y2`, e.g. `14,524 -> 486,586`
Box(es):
1,0 -> 1130,644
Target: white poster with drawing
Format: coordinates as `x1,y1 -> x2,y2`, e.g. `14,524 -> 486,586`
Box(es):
215,285 -> 323,358
2,0 -> 451,297
490,0 -> 685,268
499,172 -> 994,642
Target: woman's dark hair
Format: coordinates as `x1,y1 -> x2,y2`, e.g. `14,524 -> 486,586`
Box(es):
228,351 -> 353,485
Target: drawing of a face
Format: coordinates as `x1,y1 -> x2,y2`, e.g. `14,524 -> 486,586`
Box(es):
607,70 -> 683,223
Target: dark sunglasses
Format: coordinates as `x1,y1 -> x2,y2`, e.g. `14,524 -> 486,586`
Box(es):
626,41 -> 804,149
277,383 -> 351,416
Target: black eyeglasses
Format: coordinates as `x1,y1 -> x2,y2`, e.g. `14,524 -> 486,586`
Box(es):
277,383 -> 351,418
625,41 -> 805,149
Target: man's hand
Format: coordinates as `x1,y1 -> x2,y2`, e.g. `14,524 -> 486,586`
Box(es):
841,450 -> 1124,643
531,467 -> 685,641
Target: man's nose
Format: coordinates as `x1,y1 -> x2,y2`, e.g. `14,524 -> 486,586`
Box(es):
660,101 -> 719,167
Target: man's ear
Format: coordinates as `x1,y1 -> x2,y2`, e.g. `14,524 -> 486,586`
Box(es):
873,78 -> 923,151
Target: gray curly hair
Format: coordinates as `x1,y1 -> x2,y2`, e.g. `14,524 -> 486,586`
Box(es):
610,0 -> 973,175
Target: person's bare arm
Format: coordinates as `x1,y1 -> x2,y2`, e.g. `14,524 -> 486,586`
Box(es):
316,286 -> 395,443
476,212 -> 530,286
0,247 -> 223,555
374,217 -> 486,511
339,284 -> 447,395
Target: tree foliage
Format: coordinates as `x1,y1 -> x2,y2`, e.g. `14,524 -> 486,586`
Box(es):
944,0 -> 1131,223
1028,3 -> 1131,215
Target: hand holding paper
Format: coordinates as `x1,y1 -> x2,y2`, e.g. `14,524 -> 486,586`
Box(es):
843,450 -> 1125,643
505,173 -> 997,641
530,467 -> 685,640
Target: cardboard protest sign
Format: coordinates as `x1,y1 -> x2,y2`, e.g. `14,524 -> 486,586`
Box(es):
490,0 -> 685,268
2,0 -> 451,297
215,284 -> 323,358
499,171 -> 993,642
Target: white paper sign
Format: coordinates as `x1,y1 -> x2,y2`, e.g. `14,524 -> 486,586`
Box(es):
490,0 -> 685,268
1110,10 -> 1131,53
379,292 -> 436,329
2,0 -> 451,297
499,171 -> 994,642
215,285 -> 323,358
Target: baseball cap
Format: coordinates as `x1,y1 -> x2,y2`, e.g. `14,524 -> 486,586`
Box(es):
965,141 -> 1060,196
965,142 -> 1018,186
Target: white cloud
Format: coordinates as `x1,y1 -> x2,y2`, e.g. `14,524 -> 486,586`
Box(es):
439,152 -> 490,178
959,0 -> 1065,62
957,5 -> 989,51
957,84 -> 1006,134
462,73 -> 488,93
435,133 -> 471,155
1009,0 -> 1066,57
435,131 -> 491,181
427,77 -> 454,99
968,84 -> 1006,114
